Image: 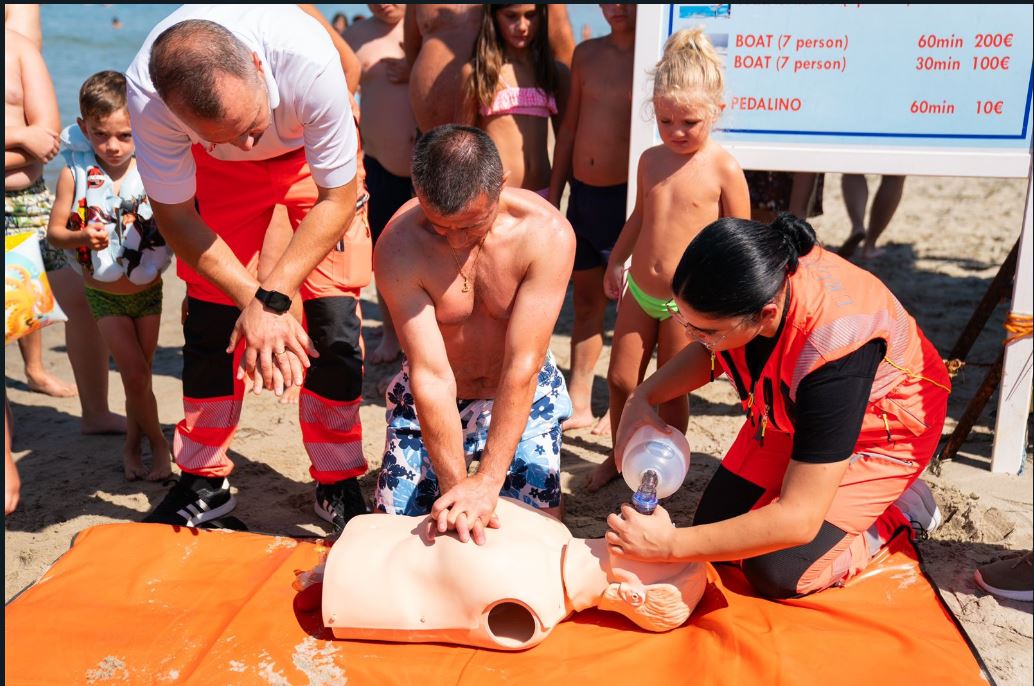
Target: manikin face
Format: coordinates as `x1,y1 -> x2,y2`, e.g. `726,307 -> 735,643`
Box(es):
600,4 -> 636,32
653,95 -> 718,156
78,108 -> 135,171
496,4 -> 540,51
368,4 -> 404,24
170,56 -> 272,152
418,192 -> 501,250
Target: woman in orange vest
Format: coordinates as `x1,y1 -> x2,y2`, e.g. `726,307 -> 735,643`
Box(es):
605,213 -> 951,598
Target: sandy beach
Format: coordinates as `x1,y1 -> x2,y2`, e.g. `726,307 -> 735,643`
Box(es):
5,173 -> 1032,684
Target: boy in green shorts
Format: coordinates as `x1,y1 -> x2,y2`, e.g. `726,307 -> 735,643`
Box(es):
47,71 -> 173,481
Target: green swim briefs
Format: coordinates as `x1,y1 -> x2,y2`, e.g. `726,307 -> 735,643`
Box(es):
5,178 -> 67,272
85,281 -> 163,320
626,272 -> 677,321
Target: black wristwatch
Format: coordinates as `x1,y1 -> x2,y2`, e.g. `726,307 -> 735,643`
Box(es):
255,287 -> 292,314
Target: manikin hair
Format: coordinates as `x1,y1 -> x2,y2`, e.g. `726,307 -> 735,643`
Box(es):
652,27 -> 724,119
597,582 -> 691,632
148,19 -> 256,120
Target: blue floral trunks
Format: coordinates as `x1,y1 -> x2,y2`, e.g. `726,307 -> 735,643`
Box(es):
375,352 -> 572,515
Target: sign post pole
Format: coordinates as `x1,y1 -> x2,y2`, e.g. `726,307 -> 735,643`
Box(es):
991,168 -> 1033,473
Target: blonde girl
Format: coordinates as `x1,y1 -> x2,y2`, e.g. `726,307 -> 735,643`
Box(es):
587,28 -> 751,491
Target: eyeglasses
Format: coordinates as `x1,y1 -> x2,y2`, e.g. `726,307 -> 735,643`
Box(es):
667,303 -> 751,350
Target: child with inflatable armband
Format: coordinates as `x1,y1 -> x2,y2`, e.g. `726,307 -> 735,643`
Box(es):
47,71 -> 172,482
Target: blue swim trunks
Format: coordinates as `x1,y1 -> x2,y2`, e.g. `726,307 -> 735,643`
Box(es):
375,353 -> 572,515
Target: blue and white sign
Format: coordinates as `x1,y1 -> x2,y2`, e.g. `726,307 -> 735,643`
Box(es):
671,4 -> 1032,147
629,4 -> 1034,176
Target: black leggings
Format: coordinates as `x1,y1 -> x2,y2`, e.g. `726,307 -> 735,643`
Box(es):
694,466 -> 852,599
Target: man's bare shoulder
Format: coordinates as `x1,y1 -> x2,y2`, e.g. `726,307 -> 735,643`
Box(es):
374,197 -> 430,264
502,189 -> 574,255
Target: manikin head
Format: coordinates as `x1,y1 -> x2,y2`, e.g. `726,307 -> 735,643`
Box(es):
561,535 -> 706,633
597,549 -> 706,632
148,19 -> 272,152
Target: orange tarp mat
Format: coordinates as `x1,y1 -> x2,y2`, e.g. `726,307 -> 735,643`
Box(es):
5,523 -> 991,685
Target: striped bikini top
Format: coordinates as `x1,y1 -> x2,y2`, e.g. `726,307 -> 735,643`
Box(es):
479,78 -> 557,118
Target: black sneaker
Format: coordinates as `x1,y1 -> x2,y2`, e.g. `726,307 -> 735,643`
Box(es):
143,473 -> 236,527
314,478 -> 369,533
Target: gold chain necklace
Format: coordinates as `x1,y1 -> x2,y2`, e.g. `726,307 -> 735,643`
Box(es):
449,234 -> 488,293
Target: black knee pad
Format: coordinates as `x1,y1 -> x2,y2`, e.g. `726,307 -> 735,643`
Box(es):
693,466 -> 765,526
742,521 -> 849,599
303,296 -> 363,402
182,298 -> 239,398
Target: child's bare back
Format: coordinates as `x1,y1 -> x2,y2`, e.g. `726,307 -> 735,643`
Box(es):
630,139 -> 745,297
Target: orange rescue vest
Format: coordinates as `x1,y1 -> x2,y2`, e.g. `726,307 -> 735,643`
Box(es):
715,246 -> 950,455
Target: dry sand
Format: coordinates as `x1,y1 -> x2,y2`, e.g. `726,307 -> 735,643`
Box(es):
5,174 -> 1032,685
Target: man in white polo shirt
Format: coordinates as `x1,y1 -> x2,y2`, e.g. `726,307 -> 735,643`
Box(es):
126,5 -> 371,532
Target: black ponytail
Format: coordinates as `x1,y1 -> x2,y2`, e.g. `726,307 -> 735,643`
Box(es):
671,213 -> 818,318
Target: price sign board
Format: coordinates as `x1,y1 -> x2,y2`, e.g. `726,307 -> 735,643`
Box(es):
630,4 -> 1033,176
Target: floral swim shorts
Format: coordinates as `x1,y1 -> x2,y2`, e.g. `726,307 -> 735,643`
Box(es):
375,352 -> 572,515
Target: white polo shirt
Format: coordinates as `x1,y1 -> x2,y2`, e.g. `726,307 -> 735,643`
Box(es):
126,4 -> 357,205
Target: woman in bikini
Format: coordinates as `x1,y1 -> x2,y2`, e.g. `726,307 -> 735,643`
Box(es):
457,4 -> 569,197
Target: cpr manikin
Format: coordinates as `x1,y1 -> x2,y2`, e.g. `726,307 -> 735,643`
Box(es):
319,498 -> 706,650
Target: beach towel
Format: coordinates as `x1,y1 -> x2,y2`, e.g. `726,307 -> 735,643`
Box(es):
4,523 -> 992,685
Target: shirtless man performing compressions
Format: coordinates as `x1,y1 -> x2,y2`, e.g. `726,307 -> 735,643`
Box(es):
373,125 -> 575,544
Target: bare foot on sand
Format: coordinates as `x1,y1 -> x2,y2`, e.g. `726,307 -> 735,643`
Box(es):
123,445 -> 149,481
838,230 -> 865,259
585,452 -> 620,493
368,334 -> 401,365
590,409 -> 612,436
81,412 -> 128,435
145,441 -> 173,482
26,371 -> 77,398
562,407 -> 597,432
859,246 -> 886,260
